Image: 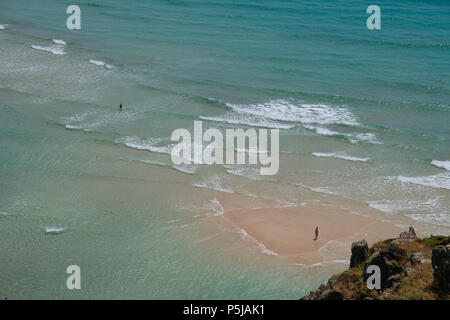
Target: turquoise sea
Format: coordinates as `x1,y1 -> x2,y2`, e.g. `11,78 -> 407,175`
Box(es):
0,0 -> 449,299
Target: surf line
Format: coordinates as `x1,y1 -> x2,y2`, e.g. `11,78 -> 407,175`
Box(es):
170,120 -> 279,175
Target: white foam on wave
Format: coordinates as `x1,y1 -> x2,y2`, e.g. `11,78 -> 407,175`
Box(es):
0,212 -> 9,216
312,152 -> 369,162
192,175 -> 234,194
304,125 -> 342,136
65,124 -> 88,130
397,173 -> 450,191
432,160 -> 450,171
172,164 -> 198,175
405,213 -> 450,227
32,44 -> 65,55
234,227 -> 278,256
227,99 -> 359,126
0,24 -> 7,30
64,109 -> 138,131
296,183 -> 339,196
225,166 -> 269,181
89,59 -> 105,66
45,227 -> 65,234
348,132 -> 382,144
199,115 -> 294,129
116,136 -> 173,155
116,136 -> 193,164
304,125 -> 381,144
89,59 -> 113,69
369,197 -> 443,214
52,39 -> 66,45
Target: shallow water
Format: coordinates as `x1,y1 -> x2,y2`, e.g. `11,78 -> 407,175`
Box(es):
0,0 -> 449,299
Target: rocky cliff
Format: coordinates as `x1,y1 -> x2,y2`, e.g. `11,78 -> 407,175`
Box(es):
301,228 -> 450,300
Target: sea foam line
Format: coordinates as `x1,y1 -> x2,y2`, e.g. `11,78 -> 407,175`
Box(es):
312,152 -> 369,162
31,44 -> 65,55
397,173 -> 450,191
89,59 -> 113,69
226,99 -> 360,126
45,227 -> 65,234
234,227 -> 278,256
431,160 -> 450,171
52,39 -> 66,45
405,213 -> 450,227
199,115 -> 294,129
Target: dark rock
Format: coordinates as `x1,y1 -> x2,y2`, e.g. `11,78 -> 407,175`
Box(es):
432,245 -> 450,293
321,289 -> 343,300
400,226 -> 417,240
363,246 -> 405,290
349,239 -> 369,268
409,252 -> 424,265
385,274 -> 402,289
379,246 -> 406,261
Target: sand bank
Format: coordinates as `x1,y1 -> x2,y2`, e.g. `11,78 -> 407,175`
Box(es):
223,204 -> 402,264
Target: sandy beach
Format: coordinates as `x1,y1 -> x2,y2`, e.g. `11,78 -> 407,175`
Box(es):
223,204 -> 403,265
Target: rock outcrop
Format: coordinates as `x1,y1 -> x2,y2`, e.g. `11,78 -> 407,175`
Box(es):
409,252 -> 424,265
349,239 -> 369,268
363,246 -> 405,290
301,229 -> 450,300
400,226 -> 417,240
432,245 -> 450,294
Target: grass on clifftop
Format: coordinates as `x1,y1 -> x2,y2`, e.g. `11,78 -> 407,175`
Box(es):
423,235 -> 450,247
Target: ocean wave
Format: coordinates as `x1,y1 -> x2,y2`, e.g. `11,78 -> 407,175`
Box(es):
369,197 -> 443,214
431,160 -> 450,171
31,44 -> 65,55
225,166 -> 273,181
296,183 -> 339,196
397,173 -> 450,191
65,124 -> 91,131
304,125 -> 342,136
192,175 -> 234,194
405,213 -> 450,227
312,152 -> 369,162
52,39 -> 66,45
138,159 -> 169,167
45,227 -> 65,234
0,24 -> 7,30
348,132 -> 382,144
64,109 -> 138,131
233,227 -> 278,256
199,115 -> 294,129
89,59 -> 113,69
304,125 -> 381,144
226,99 -> 359,126
172,164 -> 198,175
116,136 -> 173,155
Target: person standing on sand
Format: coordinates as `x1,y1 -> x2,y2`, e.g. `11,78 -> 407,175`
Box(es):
314,226 -> 319,240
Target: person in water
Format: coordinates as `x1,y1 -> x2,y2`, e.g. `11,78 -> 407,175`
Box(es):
119,103 -> 123,110
314,226 -> 319,240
